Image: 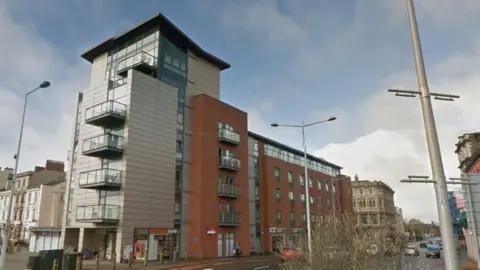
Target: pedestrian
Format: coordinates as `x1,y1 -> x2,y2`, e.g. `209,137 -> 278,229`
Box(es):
235,247 -> 242,259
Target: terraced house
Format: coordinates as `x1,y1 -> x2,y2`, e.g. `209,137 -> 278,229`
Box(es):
61,13 -> 352,262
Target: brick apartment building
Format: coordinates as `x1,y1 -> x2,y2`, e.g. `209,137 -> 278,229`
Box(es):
62,13 -> 352,261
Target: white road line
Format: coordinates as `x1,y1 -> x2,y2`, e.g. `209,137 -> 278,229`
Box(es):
253,266 -> 270,270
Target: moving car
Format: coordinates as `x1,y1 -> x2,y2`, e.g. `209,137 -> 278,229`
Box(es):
404,245 -> 419,256
425,246 -> 441,259
279,247 -> 306,262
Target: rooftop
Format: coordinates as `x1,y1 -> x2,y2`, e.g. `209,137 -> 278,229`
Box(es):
352,180 -> 395,194
248,131 -> 342,170
81,13 -> 230,70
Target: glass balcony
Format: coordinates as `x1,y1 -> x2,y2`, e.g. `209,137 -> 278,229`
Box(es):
85,100 -> 126,128
117,51 -> 157,77
218,128 -> 240,145
76,205 -> 119,223
217,183 -> 241,198
218,212 -> 240,226
83,134 -> 123,158
78,169 -> 122,190
218,155 -> 241,171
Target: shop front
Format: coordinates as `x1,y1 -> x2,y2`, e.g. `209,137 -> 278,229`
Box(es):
132,228 -> 179,261
269,227 -> 286,252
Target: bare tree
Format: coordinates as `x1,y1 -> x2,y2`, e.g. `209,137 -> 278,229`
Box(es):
282,214 -> 428,270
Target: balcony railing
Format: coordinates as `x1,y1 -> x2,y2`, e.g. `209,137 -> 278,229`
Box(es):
76,205 -> 119,223
218,212 -> 240,226
85,100 -> 126,128
83,134 -> 123,158
218,128 -> 240,145
78,169 -> 122,190
218,156 -> 241,171
117,51 -> 157,77
217,183 -> 241,198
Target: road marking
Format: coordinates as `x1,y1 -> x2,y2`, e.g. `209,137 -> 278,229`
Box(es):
254,266 -> 270,270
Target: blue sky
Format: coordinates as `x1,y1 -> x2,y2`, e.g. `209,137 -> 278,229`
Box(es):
1,0 -> 480,221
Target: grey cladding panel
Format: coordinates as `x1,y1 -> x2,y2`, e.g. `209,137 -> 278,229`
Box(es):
122,70 -> 178,228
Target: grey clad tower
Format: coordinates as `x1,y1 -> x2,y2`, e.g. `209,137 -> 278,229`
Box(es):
60,13 -> 230,261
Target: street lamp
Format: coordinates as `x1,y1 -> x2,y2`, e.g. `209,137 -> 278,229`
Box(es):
0,81 -> 51,270
385,0 -> 460,268
271,116 -> 337,266
330,176 -> 350,235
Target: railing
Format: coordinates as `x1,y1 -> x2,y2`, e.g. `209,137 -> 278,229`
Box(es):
219,155 -> 241,170
82,134 -> 123,153
218,128 -> 240,144
218,212 -> 241,225
79,169 -> 122,187
85,100 -> 126,122
76,205 -> 119,221
217,183 -> 241,197
117,51 -> 157,74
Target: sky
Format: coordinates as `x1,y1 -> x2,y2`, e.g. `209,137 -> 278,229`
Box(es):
0,0 -> 479,223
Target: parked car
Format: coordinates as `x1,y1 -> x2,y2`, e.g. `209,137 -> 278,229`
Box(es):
279,247 -> 306,262
404,246 -> 419,256
419,242 -> 427,248
425,246 -> 441,259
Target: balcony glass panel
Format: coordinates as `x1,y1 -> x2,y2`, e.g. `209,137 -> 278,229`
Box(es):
79,169 -> 122,187
117,51 -> 157,75
218,212 -> 241,225
218,156 -> 241,170
218,128 -> 240,145
76,205 -> 119,222
217,183 -> 241,197
85,100 -> 126,123
83,134 -> 123,153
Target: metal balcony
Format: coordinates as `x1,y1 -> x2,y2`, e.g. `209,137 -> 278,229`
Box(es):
218,156 -> 241,171
218,212 -> 240,226
78,169 -> 122,190
76,205 -> 119,223
83,134 -> 123,158
117,51 -> 157,77
217,183 -> 241,198
85,100 -> 126,128
218,128 -> 240,145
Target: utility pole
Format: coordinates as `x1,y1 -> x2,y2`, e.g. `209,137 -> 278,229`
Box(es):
386,0 -> 461,268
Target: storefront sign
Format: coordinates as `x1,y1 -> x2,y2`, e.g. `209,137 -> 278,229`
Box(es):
168,229 -> 178,234
206,227 -> 216,235
269,227 -> 286,233
292,228 -> 305,233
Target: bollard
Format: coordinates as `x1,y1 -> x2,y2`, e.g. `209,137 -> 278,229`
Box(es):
52,258 -> 60,270
95,254 -> 100,270
111,252 -> 116,270
76,254 -> 83,270
159,252 -> 164,264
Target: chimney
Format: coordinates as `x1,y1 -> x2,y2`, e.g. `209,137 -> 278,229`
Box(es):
354,174 -> 359,181
45,160 -> 65,172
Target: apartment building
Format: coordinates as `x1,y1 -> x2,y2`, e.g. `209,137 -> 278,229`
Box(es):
455,132 -> 480,261
0,160 -> 65,241
62,13 -> 350,261
351,176 -> 397,241
0,167 -> 13,188
395,207 -> 405,235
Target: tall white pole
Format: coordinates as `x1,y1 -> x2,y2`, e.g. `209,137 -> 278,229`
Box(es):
302,121 -> 313,266
0,93 -> 29,270
331,177 -> 336,235
405,0 -> 458,268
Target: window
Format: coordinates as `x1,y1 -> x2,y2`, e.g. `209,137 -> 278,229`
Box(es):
274,168 -> 280,181
300,194 -> 306,203
325,182 -> 329,192
353,200 -> 356,208
176,141 -> 182,153
308,177 -> 313,188
317,180 -> 322,190
372,215 -> 378,225
361,215 -> 368,225
253,140 -> 258,156
275,189 -> 281,202
302,213 -> 307,223
333,184 -> 336,193
309,196 -> 314,206
299,175 -> 305,186
288,192 -> 294,201
276,210 -> 282,224
317,197 -> 322,207
288,171 -> 293,184
290,211 -> 295,225
369,188 -> 373,194
31,208 -> 36,220
326,199 -> 330,208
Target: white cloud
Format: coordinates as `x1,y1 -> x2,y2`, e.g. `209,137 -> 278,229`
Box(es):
0,4 -> 88,171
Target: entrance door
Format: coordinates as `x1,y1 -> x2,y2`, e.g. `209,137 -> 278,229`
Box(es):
217,233 -> 223,257
225,233 -> 235,256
